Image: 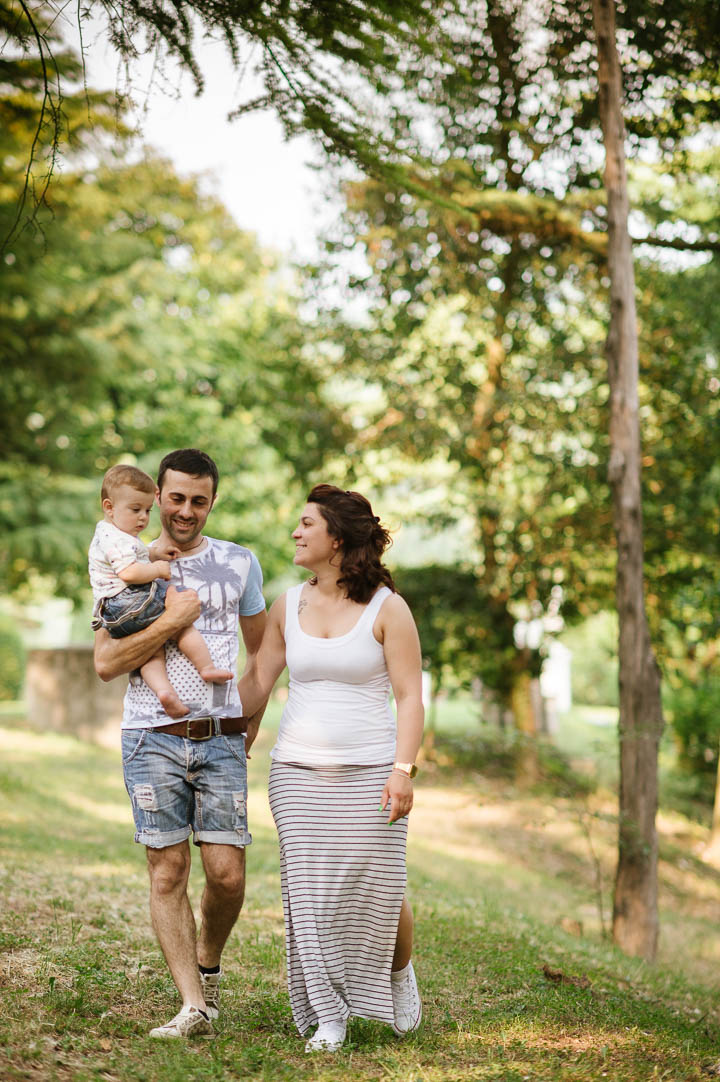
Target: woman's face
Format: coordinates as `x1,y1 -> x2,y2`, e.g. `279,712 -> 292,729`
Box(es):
292,503 -> 339,568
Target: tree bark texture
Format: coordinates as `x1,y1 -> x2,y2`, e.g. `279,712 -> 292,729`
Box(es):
592,0 -> 664,961
511,670 -> 540,784
702,738 -> 720,866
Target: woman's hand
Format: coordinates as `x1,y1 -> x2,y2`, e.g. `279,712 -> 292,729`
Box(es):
380,770 -> 414,824
243,711 -> 263,759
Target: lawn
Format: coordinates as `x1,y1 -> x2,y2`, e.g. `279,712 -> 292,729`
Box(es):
1,709 -> 720,1082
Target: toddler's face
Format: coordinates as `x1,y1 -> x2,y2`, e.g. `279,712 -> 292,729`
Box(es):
106,485 -> 154,536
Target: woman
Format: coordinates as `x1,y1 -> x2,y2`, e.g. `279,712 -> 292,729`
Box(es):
238,484 -> 424,1052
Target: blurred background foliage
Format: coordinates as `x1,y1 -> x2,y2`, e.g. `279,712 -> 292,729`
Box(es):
2,0 -> 720,799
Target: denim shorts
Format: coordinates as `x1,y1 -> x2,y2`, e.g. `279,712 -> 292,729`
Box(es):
121,726 -> 252,848
99,580 -> 168,638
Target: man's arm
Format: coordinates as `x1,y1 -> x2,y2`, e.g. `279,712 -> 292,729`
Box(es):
94,586 -> 201,682
239,610 -> 267,663
238,610 -> 268,753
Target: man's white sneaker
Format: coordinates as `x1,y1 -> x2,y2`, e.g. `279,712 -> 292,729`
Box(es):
199,968 -> 222,1020
304,1019 -> 347,1052
149,1005 -> 213,1038
391,961 -> 422,1035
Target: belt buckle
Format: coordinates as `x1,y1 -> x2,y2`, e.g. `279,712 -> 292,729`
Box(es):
186,716 -> 215,740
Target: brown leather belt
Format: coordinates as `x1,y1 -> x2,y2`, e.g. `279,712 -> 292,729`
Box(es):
153,715 -> 248,740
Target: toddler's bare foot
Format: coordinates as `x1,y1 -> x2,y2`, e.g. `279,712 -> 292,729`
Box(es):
157,689 -> 190,718
199,666 -> 234,685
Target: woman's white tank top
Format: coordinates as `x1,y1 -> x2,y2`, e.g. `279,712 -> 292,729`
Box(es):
270,583 -> 397,766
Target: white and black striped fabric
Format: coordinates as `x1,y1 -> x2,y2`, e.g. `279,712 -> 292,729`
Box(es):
268,760 -> 408,1035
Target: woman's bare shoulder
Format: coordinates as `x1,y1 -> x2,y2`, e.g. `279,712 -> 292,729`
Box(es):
378,591 -> 415,624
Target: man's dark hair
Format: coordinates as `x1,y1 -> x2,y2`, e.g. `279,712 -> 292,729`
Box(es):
157,449 -> 219,496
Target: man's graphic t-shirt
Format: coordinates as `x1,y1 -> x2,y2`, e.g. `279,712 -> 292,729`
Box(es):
121,537 -> 265,729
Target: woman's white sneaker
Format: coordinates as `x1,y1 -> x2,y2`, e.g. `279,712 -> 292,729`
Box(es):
304,1019 -> 347,1052
149,1005 -> 213,1038
391,961 -> 422,1035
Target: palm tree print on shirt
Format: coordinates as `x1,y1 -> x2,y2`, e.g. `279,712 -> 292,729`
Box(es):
173,544 -> 252,633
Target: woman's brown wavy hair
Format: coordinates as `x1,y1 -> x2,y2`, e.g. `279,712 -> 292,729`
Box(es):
307,484 -> 396,604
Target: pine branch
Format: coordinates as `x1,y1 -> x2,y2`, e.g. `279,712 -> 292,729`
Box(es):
2,1 -> 63,254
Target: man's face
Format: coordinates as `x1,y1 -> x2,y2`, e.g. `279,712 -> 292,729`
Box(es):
156,469 -> 216,548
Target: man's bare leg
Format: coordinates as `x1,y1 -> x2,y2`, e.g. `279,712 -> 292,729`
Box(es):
196,844 -> 246,967
146,841 -> 206,1008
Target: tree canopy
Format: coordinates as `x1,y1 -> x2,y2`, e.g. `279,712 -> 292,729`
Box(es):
4,0 -> 439,246
3,0 -> 719,723
1,10 -> 346,597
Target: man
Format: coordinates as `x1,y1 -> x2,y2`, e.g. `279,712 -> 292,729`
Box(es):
94,448 -> 267,1038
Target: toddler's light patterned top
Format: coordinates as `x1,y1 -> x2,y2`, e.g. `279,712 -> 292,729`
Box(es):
121,537 -> 265,729
89,520 -> 150,605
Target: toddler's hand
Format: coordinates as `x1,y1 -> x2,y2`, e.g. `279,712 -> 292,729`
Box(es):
154,561 -> 172,580
150,543 -> 180,562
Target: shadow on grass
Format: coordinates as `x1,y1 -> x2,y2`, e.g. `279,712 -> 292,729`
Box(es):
2,725 -> 720,1081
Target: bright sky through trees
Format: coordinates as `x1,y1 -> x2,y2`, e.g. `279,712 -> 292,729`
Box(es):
61,13 -> 328,256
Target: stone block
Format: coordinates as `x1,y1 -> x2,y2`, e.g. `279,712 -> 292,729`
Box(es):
25,646 -> 126,749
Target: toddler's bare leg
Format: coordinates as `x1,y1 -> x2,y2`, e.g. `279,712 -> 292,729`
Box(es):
175,627 -> 233,684
140,649 -> 190,718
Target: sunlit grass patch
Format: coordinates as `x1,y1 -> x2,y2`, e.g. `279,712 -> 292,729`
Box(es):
1,720 -> 720,1081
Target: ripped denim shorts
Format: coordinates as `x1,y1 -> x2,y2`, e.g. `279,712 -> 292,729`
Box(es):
121,726 -> 252,849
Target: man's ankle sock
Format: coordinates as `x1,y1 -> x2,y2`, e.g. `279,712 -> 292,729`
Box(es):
198,964 -> 221,975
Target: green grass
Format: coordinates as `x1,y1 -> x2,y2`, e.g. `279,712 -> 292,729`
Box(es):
0,699 -> 26,721
433,698 -> 715,824
1,717 -> 720,1081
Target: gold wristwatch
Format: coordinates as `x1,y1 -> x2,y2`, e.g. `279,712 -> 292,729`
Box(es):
392,761 -> 418,779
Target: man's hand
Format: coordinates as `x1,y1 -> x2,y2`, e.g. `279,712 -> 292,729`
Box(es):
165,585 -> 201,625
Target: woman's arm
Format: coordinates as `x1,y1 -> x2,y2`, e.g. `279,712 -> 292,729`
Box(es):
378,594 -> 425,824
94,585 -> 201,681
237,596 -> 288,719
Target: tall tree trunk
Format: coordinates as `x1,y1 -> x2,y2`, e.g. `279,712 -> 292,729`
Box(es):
700,648 -> 720,863
703,743 -> 720,866
511,670 -> 540,784
592,0 -> 664,961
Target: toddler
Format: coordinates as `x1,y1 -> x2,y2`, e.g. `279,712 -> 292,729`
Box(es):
89,464 -> 232,718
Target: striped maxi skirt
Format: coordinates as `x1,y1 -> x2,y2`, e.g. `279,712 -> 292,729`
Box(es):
268,760 -> 408,1035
